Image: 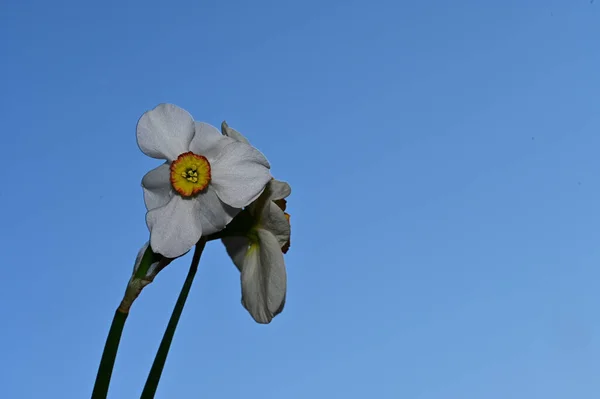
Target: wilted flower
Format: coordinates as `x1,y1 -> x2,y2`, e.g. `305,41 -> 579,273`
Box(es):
222,179 -> 291,323
221,122 -> 291,323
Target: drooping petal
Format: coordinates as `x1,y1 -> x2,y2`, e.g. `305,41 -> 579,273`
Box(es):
189,122 -> 236,162
222,236 -> 250,272
195,186 -> 240,236
211,141 -> 271,208
240,229 -> 287,324
146,196 -> 203,258
260,202 -> 291,249
136,104 -> 195,161
141,162 -> 173,211
221,121 -> 250,144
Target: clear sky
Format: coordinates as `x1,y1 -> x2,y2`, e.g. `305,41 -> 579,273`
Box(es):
1,0 -> 599,398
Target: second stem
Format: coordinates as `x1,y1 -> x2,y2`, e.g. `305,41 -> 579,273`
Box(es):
140,238 -> 207,399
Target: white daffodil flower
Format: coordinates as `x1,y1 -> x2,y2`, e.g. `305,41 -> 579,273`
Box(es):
218,134 -> 291,323
221,122 -> 291,323
137,104 -> 272,258
119,242 -> 172,313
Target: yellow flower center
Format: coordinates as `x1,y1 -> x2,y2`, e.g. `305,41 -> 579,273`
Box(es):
170,152 -> 211,197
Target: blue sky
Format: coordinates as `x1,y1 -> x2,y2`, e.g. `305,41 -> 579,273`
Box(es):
1,0 -> 599,398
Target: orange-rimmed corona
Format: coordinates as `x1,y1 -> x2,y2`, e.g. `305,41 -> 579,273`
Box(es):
170,152 -> 211,197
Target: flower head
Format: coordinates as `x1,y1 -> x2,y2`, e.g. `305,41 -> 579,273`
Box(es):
221,122 -> 291,324
137,104 -> 272,258
222,176 -> 292,324
220,122 -> 292,323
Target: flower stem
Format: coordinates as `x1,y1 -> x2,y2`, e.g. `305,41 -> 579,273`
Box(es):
91,309 -> 129,399
140,238 -> 207,399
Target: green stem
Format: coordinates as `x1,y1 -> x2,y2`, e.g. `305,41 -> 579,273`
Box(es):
91,309 -> 129,399
140,238 -> 207,399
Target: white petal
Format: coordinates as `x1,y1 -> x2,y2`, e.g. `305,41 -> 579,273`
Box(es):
267,179 -> 291,202
146,196 -> 203,258
141,162 -> 174,211
221,121 -> 250,144
260,202 -> 290,248
136,104 -> 195,161
211,141 -> 272,208
222,236 -> 250,272
189,122 -> 236,162
195,186 -> 240,236
240,229 -> 287,324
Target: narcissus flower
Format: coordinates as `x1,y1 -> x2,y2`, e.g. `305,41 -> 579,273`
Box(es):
220,123 -> 291,324
222,179 -> 291,324
137,104 -> 272,258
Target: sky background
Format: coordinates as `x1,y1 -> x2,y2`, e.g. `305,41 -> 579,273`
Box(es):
1,0 -> 599,398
